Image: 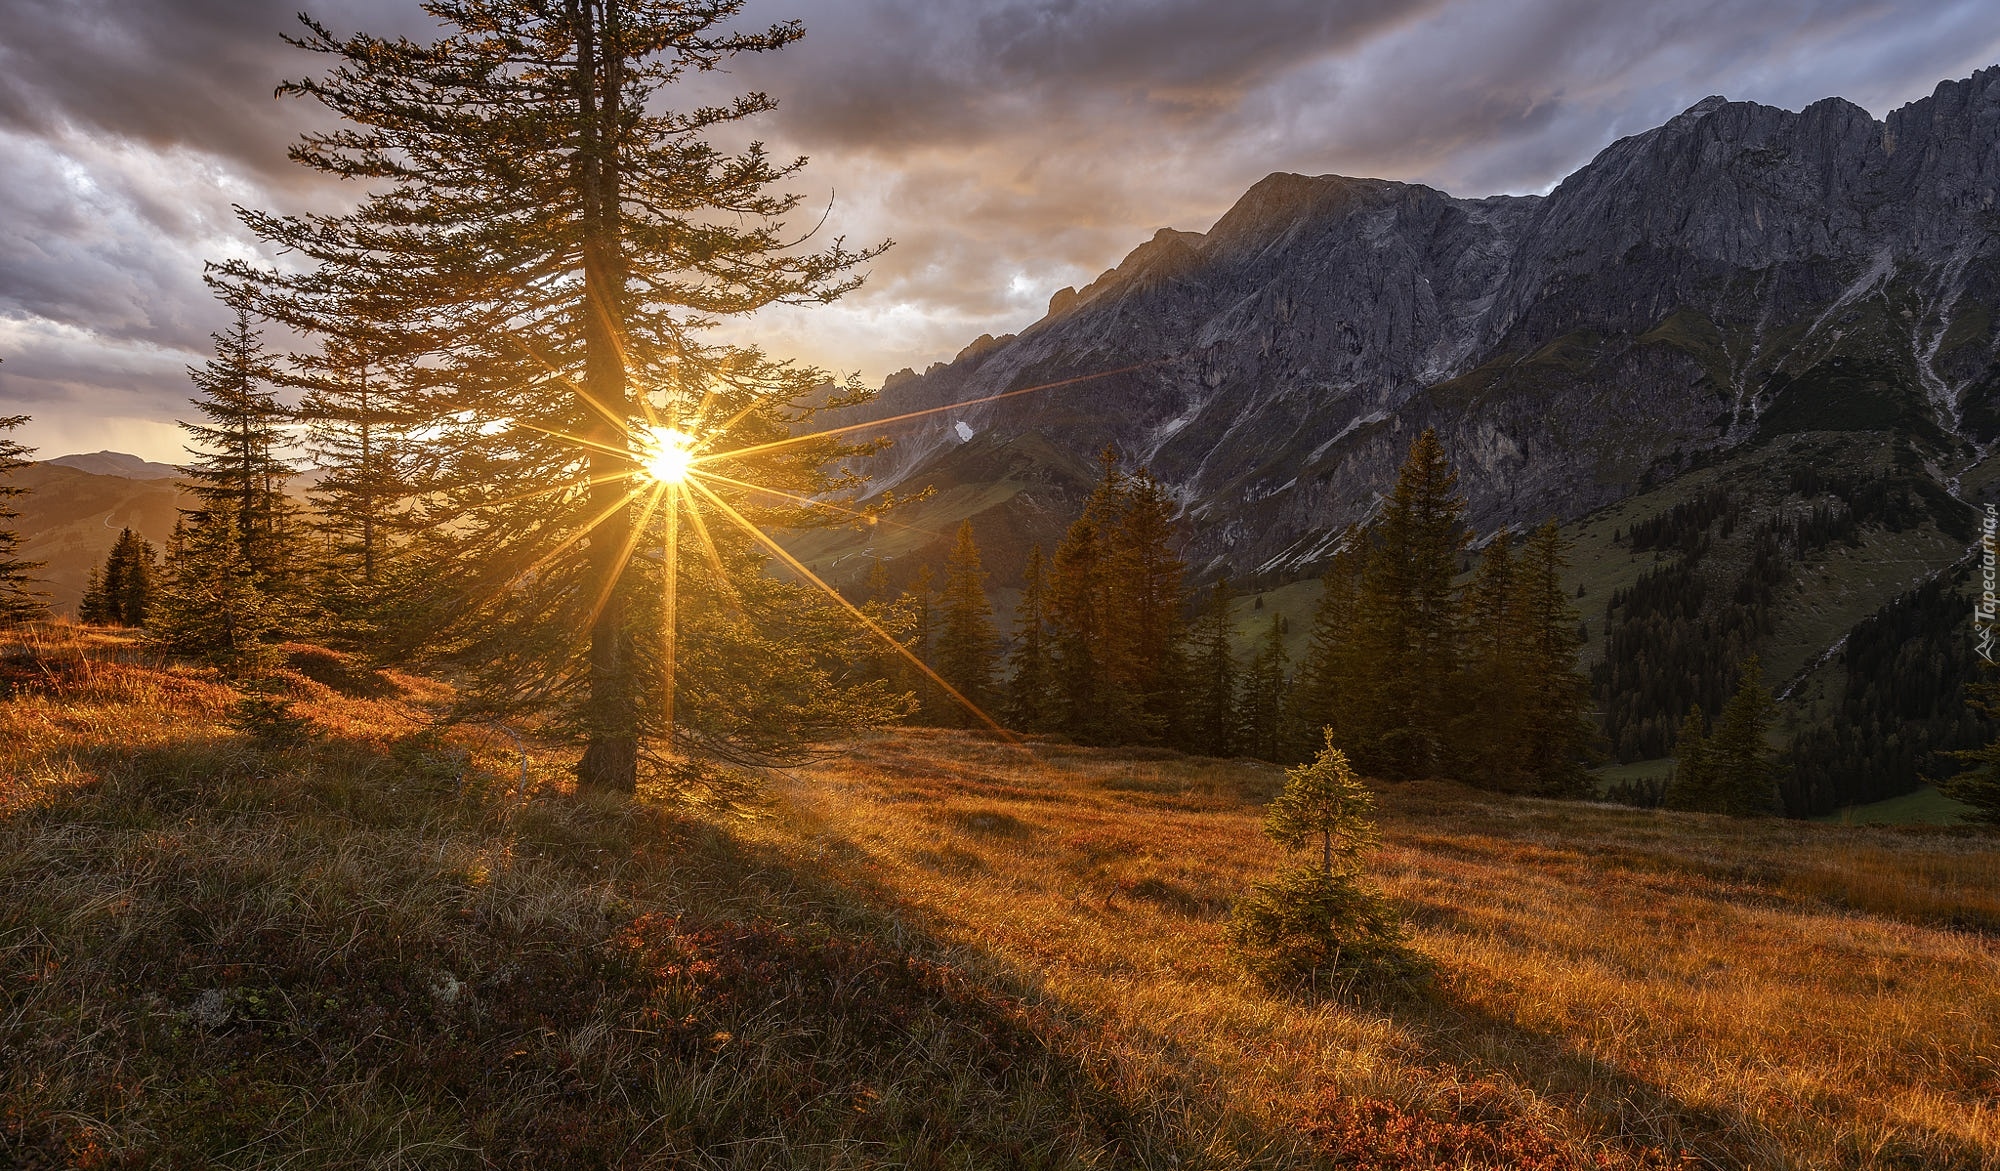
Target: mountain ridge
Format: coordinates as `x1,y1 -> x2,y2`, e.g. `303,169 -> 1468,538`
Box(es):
826,64 -> 2000,583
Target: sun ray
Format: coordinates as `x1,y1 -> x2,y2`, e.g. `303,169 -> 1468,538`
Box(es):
579,481 -> 667,638
508,335 -> 636,440
688,468 -> 941,539
513,482 -> 652,586
582,283 -> 658,429
691,357 -> 1176,465
677,485 -> 746,613
662,481 -> 679,741
509,418 -> 638,461
465,467 -> 637,511
686,477 -> 1018,741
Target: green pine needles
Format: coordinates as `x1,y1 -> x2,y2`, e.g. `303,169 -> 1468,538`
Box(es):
1228,731 -> 1417,989
0,414 -> 47,626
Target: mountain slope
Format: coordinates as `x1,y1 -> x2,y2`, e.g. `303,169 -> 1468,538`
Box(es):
822,68 -> 2000,584
11,463 -> 185,614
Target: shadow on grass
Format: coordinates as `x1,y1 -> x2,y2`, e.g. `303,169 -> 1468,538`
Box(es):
1347,967 -> 1993,1171
0,729 -> 1291,1169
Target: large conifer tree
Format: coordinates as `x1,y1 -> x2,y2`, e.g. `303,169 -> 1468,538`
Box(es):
1047,450 -> 1188,745
180,305 -> 298,583
1004,544 -> 1055,731
1458,530 -> 1524,788
1351,429 -> 1468,778
1510,521 -> 1597,796
80,529 -> 157,627
1709,657 -> 1779,815
0,414 -> 46,625
935,521 -> 1000,725
217,2 -> 893,790
1187,575 -> 1238,757
1285,533 -> 1363,761
1112,467 -> 1189,738
1238,614 -> 1289,761
298,334 -> 418,635
1049,452 -> 1130,742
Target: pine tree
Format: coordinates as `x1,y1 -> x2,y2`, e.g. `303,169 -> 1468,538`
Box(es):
1049,451 -> 1132,742
1511,521 -> 1596,796
1666,706 -> 1716,812
149,516 -> 278,673
1351,429 -> 1468,778
1044,450 -> 1189,745
298,334 -> 416,640
1187,575 -> 1239,756
79,566 -> 111,625
1227,731 -> 1410,984
1458,530 -> 1523,789
853,557 -> 905,701
83,529 -> 158,627
112,530 -> 158,627
1004,544 -> 1056,731
1945,678 -> 2000,825
0,414 -> 47,625
216,2 -> 892,792
935,521 -> 1001,725
905,564 -> 939,723
1238,614 -> 1289,761
180,303 -> 298,584
1285,534 -> 1363,761
1667,658 -> 1777,815
1709,656 -> 1779,816
1111,467 -> 1189,740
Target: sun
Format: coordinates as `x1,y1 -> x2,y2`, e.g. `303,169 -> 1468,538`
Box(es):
635,423 -> 696,484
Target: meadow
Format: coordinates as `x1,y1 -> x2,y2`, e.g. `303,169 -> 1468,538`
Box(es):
2,624 -> 1996,1169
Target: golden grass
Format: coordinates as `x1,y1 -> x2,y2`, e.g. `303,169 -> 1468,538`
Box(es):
754,729 -> 2000,1170
0,625 -> 1258,1168
3,623 -> 1996,1168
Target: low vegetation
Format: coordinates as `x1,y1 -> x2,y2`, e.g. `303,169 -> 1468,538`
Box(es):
4,625 -> 1998,1168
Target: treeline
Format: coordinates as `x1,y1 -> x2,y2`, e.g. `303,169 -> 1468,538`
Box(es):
876,430 -> 1598,792
1595,492 -> 1859,762
58,306 -> 422,671
1786,576 -> 1990,816
1595,458 -> 1992,815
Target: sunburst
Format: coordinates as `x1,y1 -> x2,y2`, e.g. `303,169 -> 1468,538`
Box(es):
525,355 -> 1178,750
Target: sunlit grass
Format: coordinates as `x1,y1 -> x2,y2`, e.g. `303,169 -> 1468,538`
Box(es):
753,729 -> 2000,1170
4,625 -> 1996,1168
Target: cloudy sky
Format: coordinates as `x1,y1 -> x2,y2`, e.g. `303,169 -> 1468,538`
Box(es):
3,0 -> 1998,462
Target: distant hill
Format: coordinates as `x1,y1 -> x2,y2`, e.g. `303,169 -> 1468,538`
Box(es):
44,451 -> 180,480
12,464 -> 185,615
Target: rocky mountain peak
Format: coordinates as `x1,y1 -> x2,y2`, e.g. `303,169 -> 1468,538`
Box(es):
825,65 -> 2000,584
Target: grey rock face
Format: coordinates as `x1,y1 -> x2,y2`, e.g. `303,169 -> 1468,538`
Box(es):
830,67 -> 2000,579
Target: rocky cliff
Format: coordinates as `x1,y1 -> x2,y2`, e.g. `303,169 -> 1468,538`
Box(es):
827,67 -> 2000,582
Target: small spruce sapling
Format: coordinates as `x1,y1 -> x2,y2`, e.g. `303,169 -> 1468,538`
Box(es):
1228,730 -> 1414,987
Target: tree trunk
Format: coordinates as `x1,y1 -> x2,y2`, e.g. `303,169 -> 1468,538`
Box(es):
574,1 -> 637,793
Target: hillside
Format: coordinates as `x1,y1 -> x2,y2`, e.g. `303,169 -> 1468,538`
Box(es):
8,463 -> 184,615
5,625 -> 1996,1168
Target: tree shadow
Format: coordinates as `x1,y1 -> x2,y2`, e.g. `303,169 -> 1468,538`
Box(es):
1359,969 -> 1994,1171
0,726 -> 1307,1168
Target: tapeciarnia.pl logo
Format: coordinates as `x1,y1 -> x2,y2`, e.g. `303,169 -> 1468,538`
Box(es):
1981,504 -> 1997,665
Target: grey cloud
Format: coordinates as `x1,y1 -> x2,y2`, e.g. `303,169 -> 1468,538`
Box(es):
0,0 -> 426,185
5,0 -> 2000,460
0,129 -> 237,351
